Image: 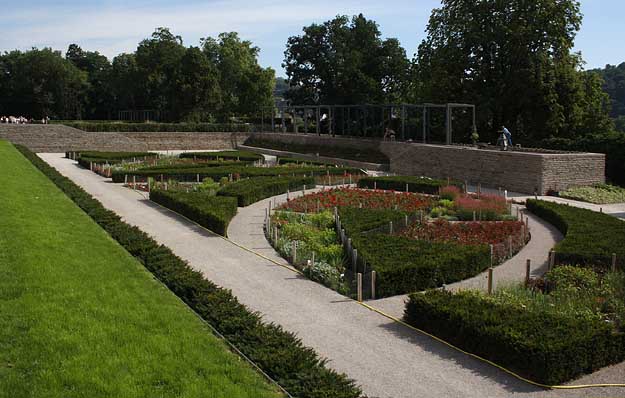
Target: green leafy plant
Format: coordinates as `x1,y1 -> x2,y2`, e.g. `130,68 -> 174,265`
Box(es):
218,176 -> 315,206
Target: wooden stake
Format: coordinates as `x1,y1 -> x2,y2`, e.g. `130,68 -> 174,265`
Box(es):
292,242 -> 297,263
389,221 -> 393,234
371,271 -> 376,300
357,273 -> 363,302
525,259 -> 531,287
549,250 -> 555,270
612,253 -> 617,273
487,268 -> 493,294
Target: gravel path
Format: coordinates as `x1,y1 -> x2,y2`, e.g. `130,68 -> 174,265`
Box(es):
40,153 -> 625,398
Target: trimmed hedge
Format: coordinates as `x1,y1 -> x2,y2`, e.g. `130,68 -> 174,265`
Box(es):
180,151 -> 263,162
137,160 -> 246,172
337,207 -> 490,297
244,136 -> 389,164
526,199 -> 625,268
404,290 -> 625,385
112,165 -> 361,183
218,176 -> 315,207
354,234 -> 490,297
150,190 -> 238,236
358,176 -> 463,195
15,144 -> 362,398
63,122 -> 252,132
68,151 -> 155,168
278,157 -> 335,166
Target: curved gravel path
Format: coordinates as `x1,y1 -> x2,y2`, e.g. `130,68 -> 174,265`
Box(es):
40,153 -> 625,398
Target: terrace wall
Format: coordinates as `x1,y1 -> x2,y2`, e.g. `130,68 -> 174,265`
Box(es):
117,132 -> 250,150
246,132 -> 606,194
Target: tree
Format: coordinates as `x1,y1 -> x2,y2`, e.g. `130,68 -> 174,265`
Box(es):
201,32 -> 274,118
0,48 -> 87,119
591,62 -> 625,119
66,44 -> 113,119
414,0 -> 612,142
283,14 -> 410,105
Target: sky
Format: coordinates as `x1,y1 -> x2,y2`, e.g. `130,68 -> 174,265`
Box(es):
0,0 -> 623,76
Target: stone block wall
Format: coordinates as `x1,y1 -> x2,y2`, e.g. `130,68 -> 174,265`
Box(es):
117,132 -> 250,151
247,132 -> 606,194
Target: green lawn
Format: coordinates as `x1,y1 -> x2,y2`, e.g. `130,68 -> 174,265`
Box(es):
0,140 -> 281,398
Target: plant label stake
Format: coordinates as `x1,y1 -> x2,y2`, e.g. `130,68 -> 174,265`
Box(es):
487,268 -> 493,295
525,259 -> 531,287
371,271 -> 376,300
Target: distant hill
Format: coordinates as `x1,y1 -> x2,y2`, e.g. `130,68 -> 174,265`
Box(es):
591,62 -> 625,131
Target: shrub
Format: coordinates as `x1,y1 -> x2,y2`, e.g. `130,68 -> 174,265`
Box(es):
150,190 -> 237,236
404,290 -> 625,385
218,176 -> 315,207
70,151 -> 155,168
455,194 -> 509,221
63,122 -> 252,132
440,185 -> 462,201
559,183 -> 625,204
180,151 -> 263,162
337,207 -> 490,297
278,157 -> 333,166
16,145 -> 361,398
244,136 -> 389,164
136,160 -> 245,172
112,165 -> 361,183
358,176 -> 462,195
526,199 -> 625,268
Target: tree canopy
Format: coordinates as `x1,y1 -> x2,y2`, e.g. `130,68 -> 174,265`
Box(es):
0,28 -> 274,122
283,14 -> 410,105
413,0 -> 612,142
591,62 -> 625,132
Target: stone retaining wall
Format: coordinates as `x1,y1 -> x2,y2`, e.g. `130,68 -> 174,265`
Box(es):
247,133 -> 606,194
116,132 -> 250,150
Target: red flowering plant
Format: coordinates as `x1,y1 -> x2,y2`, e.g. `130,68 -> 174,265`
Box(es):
454,193 -> 509,220
401,219 -> 528,263
279,188 -> 433,213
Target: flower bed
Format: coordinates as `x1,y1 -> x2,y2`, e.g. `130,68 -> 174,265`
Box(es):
559,183 -> 625,204
400,219 -> 524,246
180,150 -> 263,162
279,188 -> 432,213
358,176 -> 462,195
454,194 -> 509,221
112,165 -> 362,183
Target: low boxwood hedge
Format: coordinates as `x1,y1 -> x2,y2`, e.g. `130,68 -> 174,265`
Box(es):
112,165 -> 361,183
404,290 -> 625,385
278,157 -> 335,166
244,136 -> 390,164
358,176 -> 462,195
526,199 -> 625,268
150,190 -> 238,236
218,176 -> 315,207
180,150 -> 263,162
337,207 -> 490,297
137,160 -> 246,172
16,144 -> 361,398
354,234 -> 490,297
63,122 -> 252,133
68,151 -> 155,168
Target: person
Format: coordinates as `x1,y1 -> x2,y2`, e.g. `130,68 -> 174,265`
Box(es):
383,127 -> 396,141
502,125 -> 513,146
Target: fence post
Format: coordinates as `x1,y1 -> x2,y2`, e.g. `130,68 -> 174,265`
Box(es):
405,183 -> 409,193
464,180 -> 468,193
389,221 -> 393,234
357,273 -> 363,302
349,174 -> 352,185
549,249 -> 555,270
477,183 -> 481,198
405,214 -> 409,227
292,242 -> 297,264
124,174 -> 128,185
353,249 -> 358,271
268,200 -> 272,216
311,252 -> 315,266
473,211 -> 476,222
508,236 -> 513,258
612,253 -> 617,272
196,173 -> 200,183
489,244 -> 494,267
90,162 -> 93,171
371,271 -> 376,300
525,259 -> 531,287
487,268 -> 494,294
133,176 -> 136,190
374,181 -> 377,190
